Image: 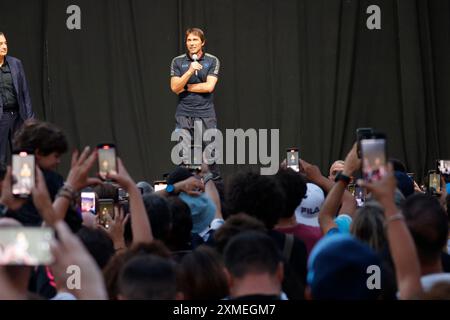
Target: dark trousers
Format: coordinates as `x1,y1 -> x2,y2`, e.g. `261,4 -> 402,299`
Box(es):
0,110 -> 19,165
175,116 -> 220,176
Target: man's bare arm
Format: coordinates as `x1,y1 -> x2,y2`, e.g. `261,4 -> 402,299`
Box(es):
187,76 -> 218,93
170,61 -> 202,94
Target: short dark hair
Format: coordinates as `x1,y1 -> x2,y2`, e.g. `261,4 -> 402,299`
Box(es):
76,227 -> 115,269
185,28 -> 205,43
179,246 -> 229,299
143,194 -> 171,242
13,119 -> 68,156
389,158 -> 407,173
103,241 -> 172,299
275,168 -> 307,218
214,213 -> 266,254
402,194 -> 449,264
118,255 -> 177,300
225,171 -> 285,229
166,196 -> 193,251
224,231 -> 282,278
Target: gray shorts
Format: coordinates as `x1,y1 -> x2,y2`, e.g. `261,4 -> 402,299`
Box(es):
175,116 -> 217,132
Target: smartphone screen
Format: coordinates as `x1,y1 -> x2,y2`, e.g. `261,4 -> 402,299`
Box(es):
0,227 -> 54,266
347,183 -> 356,196
428,171 -> 441,194
287,148 -> 299,172
354,186 -> 365,207
356,128 -> 374,158
12,151 -> 35,198
117,188 -> 128,201
81,192 -> 96,214
361,137 -> 387,183
154,181 -> 167,192
98,199 -> 115,229
97,144 -> 117,180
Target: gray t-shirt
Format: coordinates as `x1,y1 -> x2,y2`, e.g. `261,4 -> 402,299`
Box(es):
170,53 -> 220,118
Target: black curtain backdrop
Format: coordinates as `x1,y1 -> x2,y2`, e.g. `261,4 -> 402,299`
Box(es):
1,0 -> 449,183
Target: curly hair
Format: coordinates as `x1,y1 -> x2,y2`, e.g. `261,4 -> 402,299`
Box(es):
13,119 -> 68,155
275,168 -> 307,218
225,171 -> 286,229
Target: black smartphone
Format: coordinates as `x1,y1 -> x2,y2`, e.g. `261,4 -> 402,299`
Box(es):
356,128 -> 374,158
361,133 -> 387,183
81,192 -> 96,214
97,143 -> 117,180
154,180 -> 168,192
98,199 -> 115,229
0,227 -> 54,266
287,148 -> 299,172
12,150 -> 35,198
428,170 -> 441,195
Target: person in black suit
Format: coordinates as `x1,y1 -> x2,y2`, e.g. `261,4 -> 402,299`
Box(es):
0,32 -> 34,164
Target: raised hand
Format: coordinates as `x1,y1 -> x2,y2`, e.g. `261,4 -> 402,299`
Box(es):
66,147 -> 102,191
50,221 -> 107,300
97,206 -> 129,251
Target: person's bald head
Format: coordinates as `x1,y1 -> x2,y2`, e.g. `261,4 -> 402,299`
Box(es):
328,160 -> 345,181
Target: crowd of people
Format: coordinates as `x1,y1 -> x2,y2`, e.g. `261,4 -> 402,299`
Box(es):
0,119 -> 449,300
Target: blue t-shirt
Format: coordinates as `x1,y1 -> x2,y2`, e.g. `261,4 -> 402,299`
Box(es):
326,214 -> 353,236
170,52 -> 220,118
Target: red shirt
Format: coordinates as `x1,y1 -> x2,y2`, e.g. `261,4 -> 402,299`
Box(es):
276,224 -> 322,256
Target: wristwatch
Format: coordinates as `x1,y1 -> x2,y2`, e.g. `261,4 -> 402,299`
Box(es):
0,203 -> 9,217
165,184 -> 176,195
335,172 -> 351,185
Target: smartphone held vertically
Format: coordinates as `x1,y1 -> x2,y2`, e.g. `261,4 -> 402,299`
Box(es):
354,185 -> 365,207
428,170 -> 441,195
356,128 -> 374,159
0,227 -> 54,266
97,143 -> 117,180
12,150 -> 35,198
287,148 -> 299,172
347,183 -> 365,207
81,192 -> 96,214
361,133 -> 387,183
97,199 -> 115,229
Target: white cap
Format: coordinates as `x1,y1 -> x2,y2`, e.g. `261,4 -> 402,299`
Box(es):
295,183 -> 325,227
